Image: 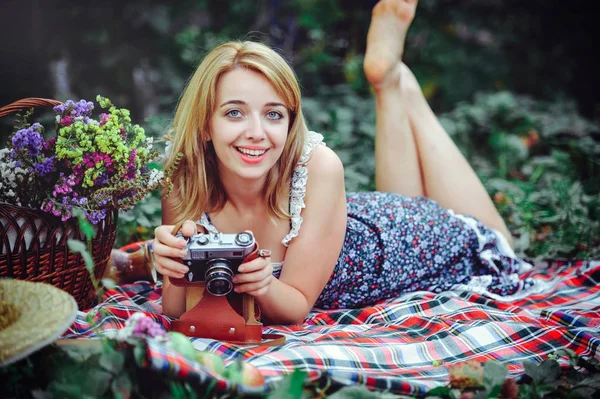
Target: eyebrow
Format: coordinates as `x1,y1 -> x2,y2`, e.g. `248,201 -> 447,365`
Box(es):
219,100 -> 287,108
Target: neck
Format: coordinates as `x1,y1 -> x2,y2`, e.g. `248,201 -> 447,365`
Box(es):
219,170 -> 267,214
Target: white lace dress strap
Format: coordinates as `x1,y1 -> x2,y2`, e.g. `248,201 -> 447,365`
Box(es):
281,131 -> 326,247
197,213 -> 219,234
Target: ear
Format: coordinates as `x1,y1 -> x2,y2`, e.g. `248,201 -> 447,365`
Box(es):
200,128 -> 211,143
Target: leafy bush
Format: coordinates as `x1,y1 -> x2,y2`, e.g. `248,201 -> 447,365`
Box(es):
439,92 -> 600,260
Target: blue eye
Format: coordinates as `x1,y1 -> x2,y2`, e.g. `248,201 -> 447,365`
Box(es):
267,111 -> 283,120
226,109 -> 242,118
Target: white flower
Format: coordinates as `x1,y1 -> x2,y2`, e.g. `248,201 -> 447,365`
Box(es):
148,169 -> 164,187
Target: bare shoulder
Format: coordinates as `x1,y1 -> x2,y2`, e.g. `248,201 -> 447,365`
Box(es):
304,144 -> 345,182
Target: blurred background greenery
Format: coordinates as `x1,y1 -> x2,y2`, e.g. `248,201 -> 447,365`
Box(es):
0,0 -> 598,260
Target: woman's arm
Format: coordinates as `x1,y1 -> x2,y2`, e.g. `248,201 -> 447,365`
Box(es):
254,145 -> 347,324
154,197 -> 190,318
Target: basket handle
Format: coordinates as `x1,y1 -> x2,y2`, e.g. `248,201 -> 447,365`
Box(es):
0,98 -> 63,119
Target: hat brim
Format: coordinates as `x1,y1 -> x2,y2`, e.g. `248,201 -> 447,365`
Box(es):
0,279 -> 78,367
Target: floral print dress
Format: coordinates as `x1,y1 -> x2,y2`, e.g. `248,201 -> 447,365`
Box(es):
199,131 -> 536,310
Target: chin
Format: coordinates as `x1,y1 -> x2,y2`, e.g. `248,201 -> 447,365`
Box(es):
236,167 -> 274,182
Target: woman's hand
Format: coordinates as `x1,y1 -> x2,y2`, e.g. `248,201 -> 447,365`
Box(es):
152,220 -> 197,279
233,254 -> 274,297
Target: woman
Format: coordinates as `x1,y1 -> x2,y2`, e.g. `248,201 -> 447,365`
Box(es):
153,0 -> 533,324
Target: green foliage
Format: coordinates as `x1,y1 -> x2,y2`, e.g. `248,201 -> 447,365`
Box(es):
303,85 -> 377,192
115,189 -> 163,248
267,369 -> 309,399
439,92 -> 600,260
426,354 -> 600,399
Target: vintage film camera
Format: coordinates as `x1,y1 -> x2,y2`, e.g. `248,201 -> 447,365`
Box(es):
169,230 -> 284,345
179,231 -> 256,296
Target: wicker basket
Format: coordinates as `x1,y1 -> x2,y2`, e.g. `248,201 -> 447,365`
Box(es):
0,98 -> 118,310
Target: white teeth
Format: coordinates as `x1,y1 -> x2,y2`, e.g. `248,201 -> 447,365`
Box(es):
237,147 -> 266,156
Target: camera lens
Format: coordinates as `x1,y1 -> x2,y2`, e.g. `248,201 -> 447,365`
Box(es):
234,232 -> 253,247
205,259 -> 234,296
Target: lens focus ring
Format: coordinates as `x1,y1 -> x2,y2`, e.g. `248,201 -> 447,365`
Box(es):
205,259 -> 234,296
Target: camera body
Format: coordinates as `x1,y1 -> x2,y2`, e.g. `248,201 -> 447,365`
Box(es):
179,232 -> 256,296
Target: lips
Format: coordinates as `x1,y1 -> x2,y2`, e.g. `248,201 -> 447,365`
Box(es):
235,146 -> 269,164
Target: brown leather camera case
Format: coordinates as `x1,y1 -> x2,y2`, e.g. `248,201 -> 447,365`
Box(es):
169,243 -> 285,346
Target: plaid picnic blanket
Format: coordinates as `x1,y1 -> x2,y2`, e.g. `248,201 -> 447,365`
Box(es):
63,259 -> 600,397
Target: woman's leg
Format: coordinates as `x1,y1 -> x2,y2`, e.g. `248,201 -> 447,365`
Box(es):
402,66 -> 512,241
364,0 -> 424,197
364,0 -> 512,242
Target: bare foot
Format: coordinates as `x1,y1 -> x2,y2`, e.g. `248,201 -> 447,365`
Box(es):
364,0 -> 418,91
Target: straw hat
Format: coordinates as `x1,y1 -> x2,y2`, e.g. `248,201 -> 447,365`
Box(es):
0,279 -> 78,366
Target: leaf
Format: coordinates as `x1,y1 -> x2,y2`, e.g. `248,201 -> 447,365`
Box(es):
572,374 -> 600,398
79,217 -> 96,241
59,342 -> 101,362
98,349 -> 125,374
132,340 -> 147,367
327,385 -> 399,399
424,385 -> 452,398
200,379 -> 217,399
47,381 -> 85,398
483,360 -> 508,393
537,359 -> 561,385
67,239 -> 95,274
31,390 -> 53,399
267,369 -> 307,399
85,369 -> 113,396
111,373 -> 133,398
523,360 -> 541,383
486,384 -> 502,398
101,278 -> 117,289
523,359 -> 561,385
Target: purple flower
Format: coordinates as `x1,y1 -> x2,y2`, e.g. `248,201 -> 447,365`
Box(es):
60,116 -> 73,127
83,209 -> 107,224
94,172 -> 109,186
132,315 -> 166,338
33,156 -> 55,176
53,99 -> 94,119
12,123 -> 45,157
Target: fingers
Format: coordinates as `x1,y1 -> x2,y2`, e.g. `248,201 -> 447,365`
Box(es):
238,256 -> 269,273
233,264 -> 273,285
233,256 -> 273,295
154,225 -> 186,249
234,274 -> 273,294
153,253 -> 189,279
180,220 -> 198,237
152,220 -> 197,279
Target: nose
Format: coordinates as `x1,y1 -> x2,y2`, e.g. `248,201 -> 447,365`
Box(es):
245,114 -> 266,141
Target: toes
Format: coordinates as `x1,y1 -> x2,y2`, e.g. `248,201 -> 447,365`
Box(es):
373,0 -> 418,22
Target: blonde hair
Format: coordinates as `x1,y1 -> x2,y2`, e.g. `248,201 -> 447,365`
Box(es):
163,41 -> 307,225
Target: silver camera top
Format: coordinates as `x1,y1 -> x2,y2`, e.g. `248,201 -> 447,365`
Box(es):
182,232 -> 255,261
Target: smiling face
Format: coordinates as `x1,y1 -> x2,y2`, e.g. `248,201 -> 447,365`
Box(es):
210,67 -> 290,184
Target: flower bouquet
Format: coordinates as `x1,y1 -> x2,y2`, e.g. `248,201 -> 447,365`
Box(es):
0,96 -> 174,309
0,96 -> 166,223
